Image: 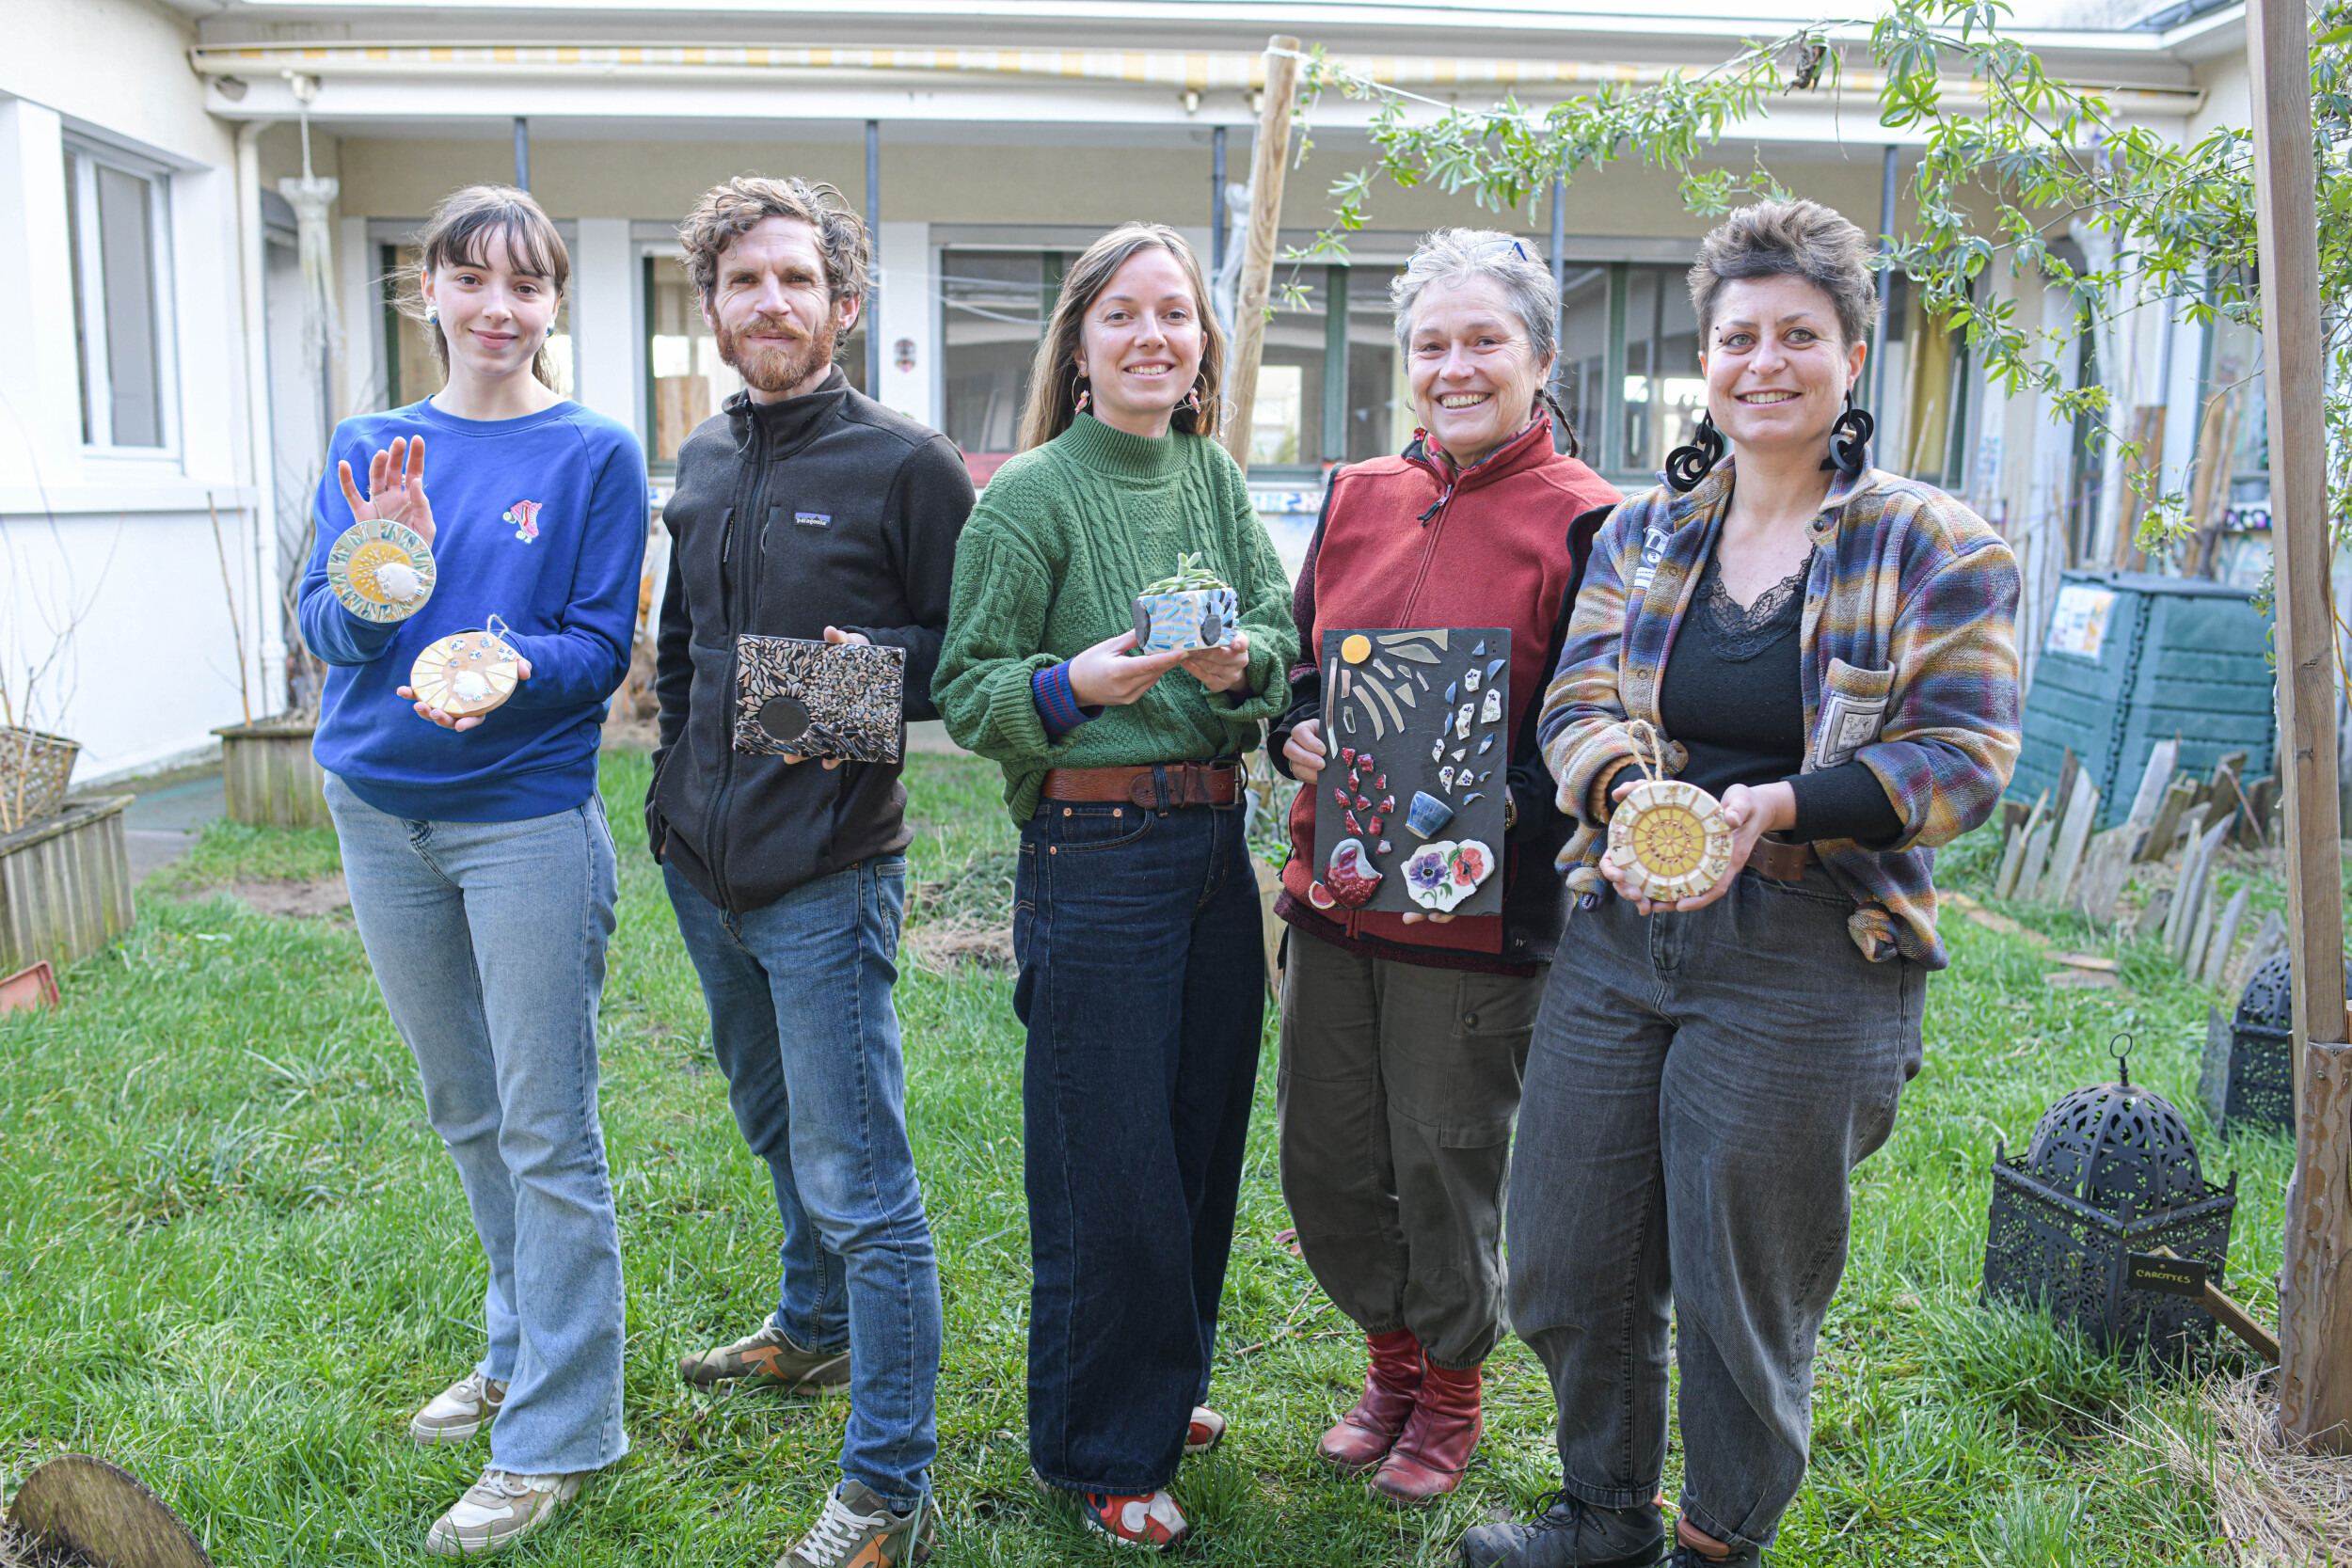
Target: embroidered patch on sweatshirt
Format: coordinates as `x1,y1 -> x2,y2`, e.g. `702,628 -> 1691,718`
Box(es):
505,499 -> 542,543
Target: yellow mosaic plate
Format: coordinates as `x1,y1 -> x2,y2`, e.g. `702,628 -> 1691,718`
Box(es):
409,627 -> 521,718
326,519 -> 436,623
1606,777 -> 1734,903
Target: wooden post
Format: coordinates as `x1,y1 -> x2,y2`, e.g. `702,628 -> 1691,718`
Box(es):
2246,0 -> 2352,1450
1221,35 -> 1304,474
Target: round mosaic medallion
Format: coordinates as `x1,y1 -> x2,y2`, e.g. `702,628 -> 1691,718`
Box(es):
409,627 -> 521,719
325,519 -> 437,623
1606,777 -> 1734,903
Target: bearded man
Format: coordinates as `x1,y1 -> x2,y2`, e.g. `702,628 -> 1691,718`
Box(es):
648,176 -> 972,1568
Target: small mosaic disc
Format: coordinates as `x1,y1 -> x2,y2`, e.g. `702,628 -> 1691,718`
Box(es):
409,628 -> 521,718
326,519 -> 436,623
1606,777 -> 1734,903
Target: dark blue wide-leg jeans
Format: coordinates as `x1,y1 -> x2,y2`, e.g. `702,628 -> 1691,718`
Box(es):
1012,790 -> 1265,1496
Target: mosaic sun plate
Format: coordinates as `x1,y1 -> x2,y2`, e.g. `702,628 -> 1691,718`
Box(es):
1606,777 -> 1734,903
409,628 -> 521,718
326,518 -> 436,623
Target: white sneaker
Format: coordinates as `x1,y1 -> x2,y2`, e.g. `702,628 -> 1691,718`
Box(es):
423,1468 -> 582,1556
408,1370 -> 507,1445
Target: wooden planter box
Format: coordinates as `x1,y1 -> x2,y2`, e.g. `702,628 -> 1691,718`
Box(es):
0,795 -> 135,975
215,719 -> 329,829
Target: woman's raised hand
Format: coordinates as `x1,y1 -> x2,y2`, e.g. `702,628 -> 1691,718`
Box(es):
1282,718 -> 1327,784
1179,631 -> 1251,694
1597,776 -> 1795,914
1067,628 -> 1192,708
338,435 -> 437,546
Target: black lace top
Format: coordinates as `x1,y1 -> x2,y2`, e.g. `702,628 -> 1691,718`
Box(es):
1656,551 -> 1905,845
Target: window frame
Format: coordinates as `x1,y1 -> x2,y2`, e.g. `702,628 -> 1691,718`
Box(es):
64,139 -> 178,459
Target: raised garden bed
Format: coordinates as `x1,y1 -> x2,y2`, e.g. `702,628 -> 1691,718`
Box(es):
0,795 -> 135,975
214,719 -> 328,830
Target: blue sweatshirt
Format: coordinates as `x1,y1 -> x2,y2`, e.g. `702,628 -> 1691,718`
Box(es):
299,398 -> 649,823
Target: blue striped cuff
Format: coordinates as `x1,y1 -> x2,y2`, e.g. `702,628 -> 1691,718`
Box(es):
1033,661 -> 1101,739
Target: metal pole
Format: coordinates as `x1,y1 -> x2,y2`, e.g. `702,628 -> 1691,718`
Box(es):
1212,126 -> 1229,277
865,119 -> 882,394
1549,171 -> 1566,436
513,117 -> 529,191
1871,144 -> 1897,415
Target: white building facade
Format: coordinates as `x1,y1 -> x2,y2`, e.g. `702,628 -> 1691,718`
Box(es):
0,0 -> 2263,778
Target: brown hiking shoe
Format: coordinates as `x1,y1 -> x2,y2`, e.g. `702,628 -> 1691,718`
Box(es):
778,1480 -> 936,1567
678,1320 -> 850,1393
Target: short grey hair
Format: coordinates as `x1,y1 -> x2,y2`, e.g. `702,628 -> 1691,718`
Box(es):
1391,228 -> 1558,367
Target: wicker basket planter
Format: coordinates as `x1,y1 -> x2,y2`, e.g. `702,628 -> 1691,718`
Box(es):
1,726 -> 81,833
0,794 -> 135,976
215,719 -> 329,830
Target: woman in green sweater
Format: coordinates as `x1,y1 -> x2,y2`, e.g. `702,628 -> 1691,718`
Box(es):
935,221 -> 1295,1549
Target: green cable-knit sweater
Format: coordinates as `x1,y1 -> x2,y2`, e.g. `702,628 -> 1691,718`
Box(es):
935,414 -> 1297,822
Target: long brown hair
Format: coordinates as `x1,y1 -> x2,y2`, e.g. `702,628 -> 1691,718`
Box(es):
1017,223 -> 1225,451
401,184 -> 571,389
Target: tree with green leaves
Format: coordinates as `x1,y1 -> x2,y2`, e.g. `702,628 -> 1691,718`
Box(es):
1294,0 -> 2351,557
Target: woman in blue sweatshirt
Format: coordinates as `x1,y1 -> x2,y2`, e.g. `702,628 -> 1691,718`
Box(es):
297,185 -> 647,1558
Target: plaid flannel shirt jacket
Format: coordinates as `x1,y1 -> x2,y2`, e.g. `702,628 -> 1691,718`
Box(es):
1538,459 -> 2022,969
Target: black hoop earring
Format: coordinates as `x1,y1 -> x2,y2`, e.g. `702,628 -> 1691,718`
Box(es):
1821,391 -> 1874,478
1662,412 -> 1726,494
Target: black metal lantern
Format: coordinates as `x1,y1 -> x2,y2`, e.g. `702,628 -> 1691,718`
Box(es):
2199,951 -> 2348,1136
1983,1037 -> 2236,1360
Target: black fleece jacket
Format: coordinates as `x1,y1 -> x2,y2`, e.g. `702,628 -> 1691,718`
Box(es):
648,372 -> 975,912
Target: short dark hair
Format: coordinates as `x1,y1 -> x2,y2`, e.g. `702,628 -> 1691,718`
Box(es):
677,176 -> 869,309
1688,198 -> 1881,348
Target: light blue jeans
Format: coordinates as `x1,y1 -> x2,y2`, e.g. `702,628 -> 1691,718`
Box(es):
326,772 -> 628,1477
662,858 -> 941,1513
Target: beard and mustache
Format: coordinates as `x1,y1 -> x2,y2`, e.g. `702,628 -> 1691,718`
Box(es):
716,311 -> 839,396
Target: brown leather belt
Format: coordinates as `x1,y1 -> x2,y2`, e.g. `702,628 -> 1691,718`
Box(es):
1041,762 -> 1239,809
1748,837 -> 1818,881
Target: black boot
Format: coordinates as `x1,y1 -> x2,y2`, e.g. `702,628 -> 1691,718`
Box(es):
1456,1490 -> 1666,1568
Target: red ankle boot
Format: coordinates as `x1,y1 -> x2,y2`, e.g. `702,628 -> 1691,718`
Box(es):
1368,1360 -> 1481,1503
1316,1329 -> 1422,1472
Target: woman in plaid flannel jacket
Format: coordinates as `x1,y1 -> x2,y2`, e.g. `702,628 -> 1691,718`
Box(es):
1459,200 -> 2020,1568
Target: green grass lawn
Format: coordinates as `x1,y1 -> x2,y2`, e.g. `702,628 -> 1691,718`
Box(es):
0,750 -> 2283,1566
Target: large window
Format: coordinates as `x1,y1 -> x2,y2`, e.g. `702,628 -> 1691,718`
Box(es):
1344,267 -> 1406,462
943,249 -> 1050,457
1555,266 -> 1609,461
380,243 -> 573,410
1621,264 -> 1705,478
65,147 -> 170,450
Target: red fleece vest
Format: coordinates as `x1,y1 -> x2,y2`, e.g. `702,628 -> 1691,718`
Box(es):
1282,420 -> 1621,956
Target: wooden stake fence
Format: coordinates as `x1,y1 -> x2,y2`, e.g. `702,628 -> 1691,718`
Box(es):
2246,0 -> 2352,1451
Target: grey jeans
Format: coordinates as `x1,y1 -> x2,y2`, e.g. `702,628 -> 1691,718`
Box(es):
1507,867 -> 1923,1552
1277,927 -> 1543,1369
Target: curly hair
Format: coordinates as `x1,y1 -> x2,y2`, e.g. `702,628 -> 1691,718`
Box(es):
677,176 -> 870,308
1688,198 -> 1881,348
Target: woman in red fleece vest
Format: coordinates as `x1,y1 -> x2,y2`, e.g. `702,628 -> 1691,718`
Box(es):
1266,229 -> 1618,1503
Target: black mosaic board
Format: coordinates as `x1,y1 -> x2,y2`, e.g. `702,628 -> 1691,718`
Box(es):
1310,627 -> 1509,918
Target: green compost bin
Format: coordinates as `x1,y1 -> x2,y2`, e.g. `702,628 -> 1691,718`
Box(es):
2010,570 -> 2275,828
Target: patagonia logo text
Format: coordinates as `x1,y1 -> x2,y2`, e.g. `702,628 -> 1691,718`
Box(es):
794,511 -> 831,527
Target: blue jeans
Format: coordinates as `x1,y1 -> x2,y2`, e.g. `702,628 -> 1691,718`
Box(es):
662,858 -> 940,1512
324,772 -> 628,1476
1012,795 -> 1264,1495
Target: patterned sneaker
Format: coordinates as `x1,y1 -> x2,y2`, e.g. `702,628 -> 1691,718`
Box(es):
678,1321 -> 851,1393
1077,1489 -> 1188,1549
423,1468 -> 582,1556
408,1370 -> 507,1445
778,1480 -> 935,1567
1184,1405 -> 1227,1455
